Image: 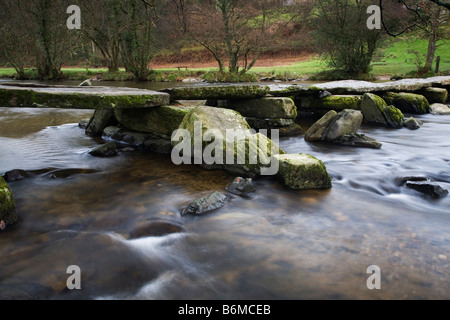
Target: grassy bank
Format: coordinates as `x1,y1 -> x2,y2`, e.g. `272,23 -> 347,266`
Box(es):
1,35 -> 449,82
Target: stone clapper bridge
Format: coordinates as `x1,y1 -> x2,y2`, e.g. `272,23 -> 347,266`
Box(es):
1,76 -> 449,195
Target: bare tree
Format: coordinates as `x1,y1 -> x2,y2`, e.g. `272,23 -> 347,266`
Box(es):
173,0 -> 285,76
380,0 -> 449,73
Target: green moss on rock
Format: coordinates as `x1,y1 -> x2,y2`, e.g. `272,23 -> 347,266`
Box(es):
361,93 -> 404,128
114,105 -> 191,136
418,87 -> 448,104
317,95 -> 363,111
161,85 -> 270,100
274,153 -> 332,190
0,176 -> 18,227
227,97 -> 297,119
383,92 -> 430,114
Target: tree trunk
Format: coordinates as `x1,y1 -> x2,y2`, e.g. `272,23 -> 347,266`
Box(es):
424,8 -> 441,73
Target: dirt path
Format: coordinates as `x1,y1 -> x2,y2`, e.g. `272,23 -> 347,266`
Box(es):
150,53 -> 315,70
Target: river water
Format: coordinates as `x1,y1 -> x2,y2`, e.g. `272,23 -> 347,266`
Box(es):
0,81 -> 449,300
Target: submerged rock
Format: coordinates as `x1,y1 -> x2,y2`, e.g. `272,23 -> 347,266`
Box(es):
89,142 -> 119,157
274,153 -> 332,190
335,133 -> 382,149
78,118 -> 90,129
418,87 -> 448,104
395,176 -> 429,186
85,109 -> 117,137
0,282 -> 55,300
103,126 -> 172,154
113,105 -> 191,137
226,177 -> 257,196
383,92 -> 430,114
129,221 -> 184,239
430,103 -> 450,115
406,181 -> 449,199
0,176 -> 18,229
182,192 -> 229,216
3,169 -> 30,182
403,117 -> 423,130
361,93 -> 404,128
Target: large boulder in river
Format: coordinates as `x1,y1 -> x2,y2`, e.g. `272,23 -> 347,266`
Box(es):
361,93 -> 404,128
430,103 -> 450,115
322,109 -> 363,141
227,97 -> 297,119
274,153 -> 332,190
418,87 -> 448,104
305,110 -> 382,149
383,92 -> 430,114
0,176 -> 18,229
85,109 -> 117,136
296,95 -> 362,115
174,106 -> 285,177
114,105 -> 191,137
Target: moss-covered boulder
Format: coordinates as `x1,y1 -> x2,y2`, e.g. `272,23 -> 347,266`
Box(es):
161,85 -> 270,101
0,84 -> 170,109
227,97 -> 297,119
418,87 -> 448,104
384,92 -> 430,114
403,117 -> 423,130
361,93 -> 404,128
85,109 -> 117,136
274,153 -> 332,190
174,106 -> 285,177
305,110 -> 338,141
316,95 -> 362,111
114,105 -> 191,137
0,176 -> 18,229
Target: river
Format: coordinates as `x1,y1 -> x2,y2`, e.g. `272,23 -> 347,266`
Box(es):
0,80 -> 449,300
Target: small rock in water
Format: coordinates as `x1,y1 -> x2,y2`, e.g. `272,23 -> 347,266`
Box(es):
318,90 -> 332,99
395,176 -> 429,186
129,221 -> 184,239
226,177 -> 257,196
182,192 -> 228,216
89,142 -> 119,157
335,133 -> 382,149
430,103 -> 450,115
3,169 -> 30,182
78,118 -> 90,129
404,117 -> 423,130
406,181 -> 449,199
79,79 -> 92,87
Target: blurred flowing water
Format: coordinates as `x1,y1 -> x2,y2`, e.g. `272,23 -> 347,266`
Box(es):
0,83 -> 449,300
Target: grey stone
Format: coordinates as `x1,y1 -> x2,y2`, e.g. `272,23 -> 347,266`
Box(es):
361,93 -> 404,128
430,103 -> 450,115
335,133 -> 382,149
89,142 -> 119,157
323,109 -> 363,141
383,92 -> 430,114
181,192 -> 229,216
3,169 -> 30,182
418,87 -> 448,104
226,177 -> 257,196
403,117 -> 423,130
227,97 -> 297,119
406,181 -> 449,199
85,109 -> 117,137
305,111 -> 338,142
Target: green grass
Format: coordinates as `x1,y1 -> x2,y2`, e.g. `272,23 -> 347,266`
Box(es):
1,33 -> 449,82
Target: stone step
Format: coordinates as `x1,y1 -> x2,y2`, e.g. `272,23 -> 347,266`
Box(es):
0,83 -> 170,109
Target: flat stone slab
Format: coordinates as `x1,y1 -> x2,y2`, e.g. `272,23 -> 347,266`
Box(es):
269,76 -> 450,96
160,85 -> 270,100
0,83 -> 170,109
